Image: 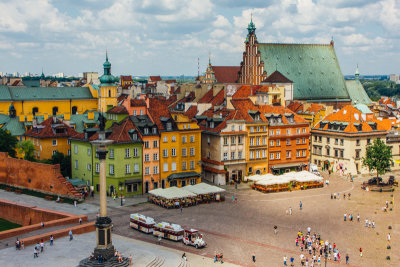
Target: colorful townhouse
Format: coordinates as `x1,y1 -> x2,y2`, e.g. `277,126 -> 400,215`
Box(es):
24,116 -> 78,160
288,102 -> 332,128
70,117 -> 143,196
147,97 -> 202,188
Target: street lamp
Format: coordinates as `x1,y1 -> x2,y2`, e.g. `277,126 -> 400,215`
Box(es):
119,182 -> 124,206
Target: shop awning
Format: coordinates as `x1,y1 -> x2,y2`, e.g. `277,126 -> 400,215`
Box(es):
271,162 -> 307,169
167,171 -> 201,181
124,178 -> 142,184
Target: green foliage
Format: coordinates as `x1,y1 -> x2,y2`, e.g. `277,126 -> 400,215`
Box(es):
362,139 -> 392,177
0,218 -> 21,232
362,80 -> 400,101
17,140 -> 35,161
50,152 -> 71,178
0,128 -> 18,157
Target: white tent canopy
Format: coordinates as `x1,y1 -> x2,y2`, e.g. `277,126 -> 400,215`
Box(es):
184,183 -> 225,195
251,171 -> 323,187
149,186 -> 196,199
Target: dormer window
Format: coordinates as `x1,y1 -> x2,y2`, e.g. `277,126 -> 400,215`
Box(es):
152,127 -> 157,134
166,122 -> 172,130
255,114 -> 260,121
210,121 -> 214,129
144,128 -> 149,134
132,133 -> 137,140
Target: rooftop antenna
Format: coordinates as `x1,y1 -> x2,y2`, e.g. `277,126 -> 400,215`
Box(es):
208,51 -> 211,65
251,12 -> 253,22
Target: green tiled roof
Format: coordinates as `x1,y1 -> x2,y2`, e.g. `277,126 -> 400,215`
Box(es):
70,112 -> 99,133
0,86 -> 94,101
354,103 -> 373,114
345,80 -> 372,105
1,117 -> 26,136
259,43 -> 350,101
0,113 -> 9,124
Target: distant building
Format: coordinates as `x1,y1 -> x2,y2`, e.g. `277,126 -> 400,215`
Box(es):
390,74 -> 399,82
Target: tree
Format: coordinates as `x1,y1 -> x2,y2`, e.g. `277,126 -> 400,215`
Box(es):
362,139 -> 392,178
51,152 -> 71,178
17,140 -> 36,161
0,129 -> 18,157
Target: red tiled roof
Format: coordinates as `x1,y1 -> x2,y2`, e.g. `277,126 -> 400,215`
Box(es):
210,88 -> 225,106
118,94 -> 129,102
258,105 -> 307,124
305,103 -> 325,114
198,88 -> 214,103
25,117 -> 78,138
107,106 -> 128,114
120,75 -> 133,82
211,66 -> 240,83
287,101 -> 304,113
232,85 -> 256,99
148,97 -> 172,131
130,98 -> 147,107
255,85 -> 276,93
149,76 -> 162,82
203,165 -> 227,174
184,105 -> 197,118
263,70 -> 292,83
165,80 -> 176,84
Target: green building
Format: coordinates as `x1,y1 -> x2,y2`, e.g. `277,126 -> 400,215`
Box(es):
70,117 -> 143,196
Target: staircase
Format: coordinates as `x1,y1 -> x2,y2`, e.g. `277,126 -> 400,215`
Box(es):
146,256 -> 165,267
178,259 -> 190,267
57,175 -> 83,199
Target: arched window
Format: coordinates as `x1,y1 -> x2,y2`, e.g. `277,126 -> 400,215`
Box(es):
32,107 -> 38,116
52,106 -> 58,115
108,90 -> 111,97
71,106 -> 78,115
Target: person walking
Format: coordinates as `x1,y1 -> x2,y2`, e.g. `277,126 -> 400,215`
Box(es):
252,252 -> 256,263
290,256 -> 295,267
387,233 -> 391,242
289,207 -> 292,215
359,248 -> 363,257
346,254 -> 349,264
34,247 -> 38,258
274,225 -> 278,235
79,218 -> 82,224
21,241 -> 24,250
300,201 -> 303,210
50,235 -> 54,246
180,205 -> 183,213
344,213 -> 347,221
129,253 -> 133,266
40,239 -> 44,253
357,214 -> 360,222
284,255 -> 287,266
69,230 -> 73,241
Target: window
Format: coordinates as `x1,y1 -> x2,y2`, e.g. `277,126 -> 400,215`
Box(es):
127,183 -> 138,193
286,139 -> 291,145
109,164 -> 114,175
87,148 -> 91,156
171,148 -> 176,157
68,149 -> 71,156
356,139 -> 360,146
356,150 -> 360,159
75,160 -> 78,169
231,151 -> 235,160
302,128 -> 306,133
270,153 -> 274,160
367,138 -> 371,145
340,139 -> 344,146
276,129 -> 280,135
231,125 -> 235,131
223,152 -> 228,161
109,148 -> 114,159
182,136 -> 187,143
257,126 -> 260,132
302,150 -> 306,157
163,163 -> 168,172
276,140 -> 280,146
286,151 -> 291,158
133,148 -> 138,157
318,136 -> 322,142
256,151 -> 260,159
270,130 -> 274,136
326,137 -> 330,143
250,127 -> 254,133
250,137 -> 254,146
314,136 -> 318,142
133,110 -> 137,116
52,150 -> 57,156
326,148 -> 330,156
263,126 -> 267,132
87,164 -> 91,171
125,148 -> 130,158
134,163 -> 139,173
297,128 -> 301,134
340,150 -> 344,158
207,137 -> 210,144
153,166 -> 158,174
144,128 -> 149,134
153,140 -> 158,148
296,138 -> 300,144
256,137 -> 260,145
190,178 -> 196,185
238,136 -> 243,144
224,137 -> 228,145
239,125 -> 243,131
262,137 -> 266,145
335,138 -> 338,145
302,138 -> 306,144
296,150 -> 300,157
190,135 -> 195,143
153,153 -> 158,161
140,110 -> 144,115
145,167 -> 150,175
190,161 -> 195,169
276,152 -> 280,159
125,164 -> 131,174
262,150 -> 266,158
238,151 -> 242,159
171,162 -> 177,171
231,136 -> 236,145
67,139 -> 71,145
152,127 -> 157,134
163,149 -> 168,157
190,147 -> 195,156
249,151 -> 254,159
182,148 -> 187,156
182,161 -> 187,170
286,129 -> 290,135
163,136 -> 168,143
270,140 -> 274,147
95,163 -> 100,173
144,154 -> 150,162
335,150 -> 338,157
51,139 -> 57,146
249,167 -> 253,173
144,141 -> 149,149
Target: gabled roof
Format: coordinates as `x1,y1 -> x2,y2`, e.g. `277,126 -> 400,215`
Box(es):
198,88 -> 214,103
287,101 -> 304,113
345,79 -> 372,105
25,117 -> 78,138
120,75 -> 133,82
263,70 -> 292,83
210,88 -> 225,106
147,97 -> 173,131
211,66 -> 240,83
106,117 -> 142,144
184,105 -> 198,119
149,76 -> 162,82
258,43 -> 349,101
107,106 -> 128,115
255,85 -> 276,93
130,98 -> 147,107
304,103 -> 325,114
232,85 -> 256,99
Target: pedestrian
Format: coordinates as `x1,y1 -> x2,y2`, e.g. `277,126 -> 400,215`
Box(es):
290,256 -> 294,267
214,253 -> 218,263
386,200 -> 389,208
300,201 -> 303,210
15,238 -> 20,250
182,253 -> 187,261
359,247 -> 362,257
307,226 -> 311,235
129,253 -> 133,266
331,193 -> 333,199
180,205 -> 183,213
34,247 -> 38,258
344,194 -> 346,199
74,200 -> 77,207
232,195 -> 235,202
50,235 -> 54,246
69,230 -> 73,241
21,241 -> 24,250
252,252 -> 256,263
79,218 -> 82,224
368,220 -> 371,228
220,252 -> 224,264
283,255 -> 287,266
274,225 -> 278,235
344,213 -> 347,221
372,221 -> 375,228
158,236 -> 162,245
348,193 -> 351,199
350,214 -> 353,222
387,233 -> 391,242
365,219 -> 368,227
346,254 -> 349,264
41,221 -> 44,227
40,239 -> 44,252
357,214 -> 360,222
296,238 -> 299,246
289,207 -> 292,215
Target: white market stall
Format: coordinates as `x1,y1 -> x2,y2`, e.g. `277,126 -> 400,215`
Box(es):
184,183 -> 226,202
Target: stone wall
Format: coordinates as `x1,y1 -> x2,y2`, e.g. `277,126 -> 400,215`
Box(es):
0,152 -> 80,199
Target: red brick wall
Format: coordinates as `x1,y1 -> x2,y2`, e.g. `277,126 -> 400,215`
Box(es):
0,152 -> 77,198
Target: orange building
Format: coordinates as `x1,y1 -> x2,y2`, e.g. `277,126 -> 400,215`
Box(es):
121,95 -> 148,116
25,117 -> 78,160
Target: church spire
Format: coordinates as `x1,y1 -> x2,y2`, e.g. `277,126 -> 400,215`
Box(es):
355,64 -> 360,80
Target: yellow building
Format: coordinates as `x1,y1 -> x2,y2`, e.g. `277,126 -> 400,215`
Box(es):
97,52 -> 118,112
148,98 -> 202,188
288,102 -> 332,128
24,117 -> 78,160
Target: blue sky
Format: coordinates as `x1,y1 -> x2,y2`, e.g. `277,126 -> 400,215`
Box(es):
0,0 -> 399,76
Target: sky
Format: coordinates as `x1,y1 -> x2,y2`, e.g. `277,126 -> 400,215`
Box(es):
0,0 -> 399,76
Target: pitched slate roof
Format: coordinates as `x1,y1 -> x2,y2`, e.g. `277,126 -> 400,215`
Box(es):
0,117 -> 25,136
197,88 -> 214,103
263,70 -> 292,83
25,117 -> 78,138
0,86 -> 94,101
258,43 -> 349,101
211,66 -> 240,83
345,79 -> 372,105
107,106 -> 128,114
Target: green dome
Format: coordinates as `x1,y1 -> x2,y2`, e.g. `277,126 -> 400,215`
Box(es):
99,51 -> 117,84
100,74 -> 117,84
